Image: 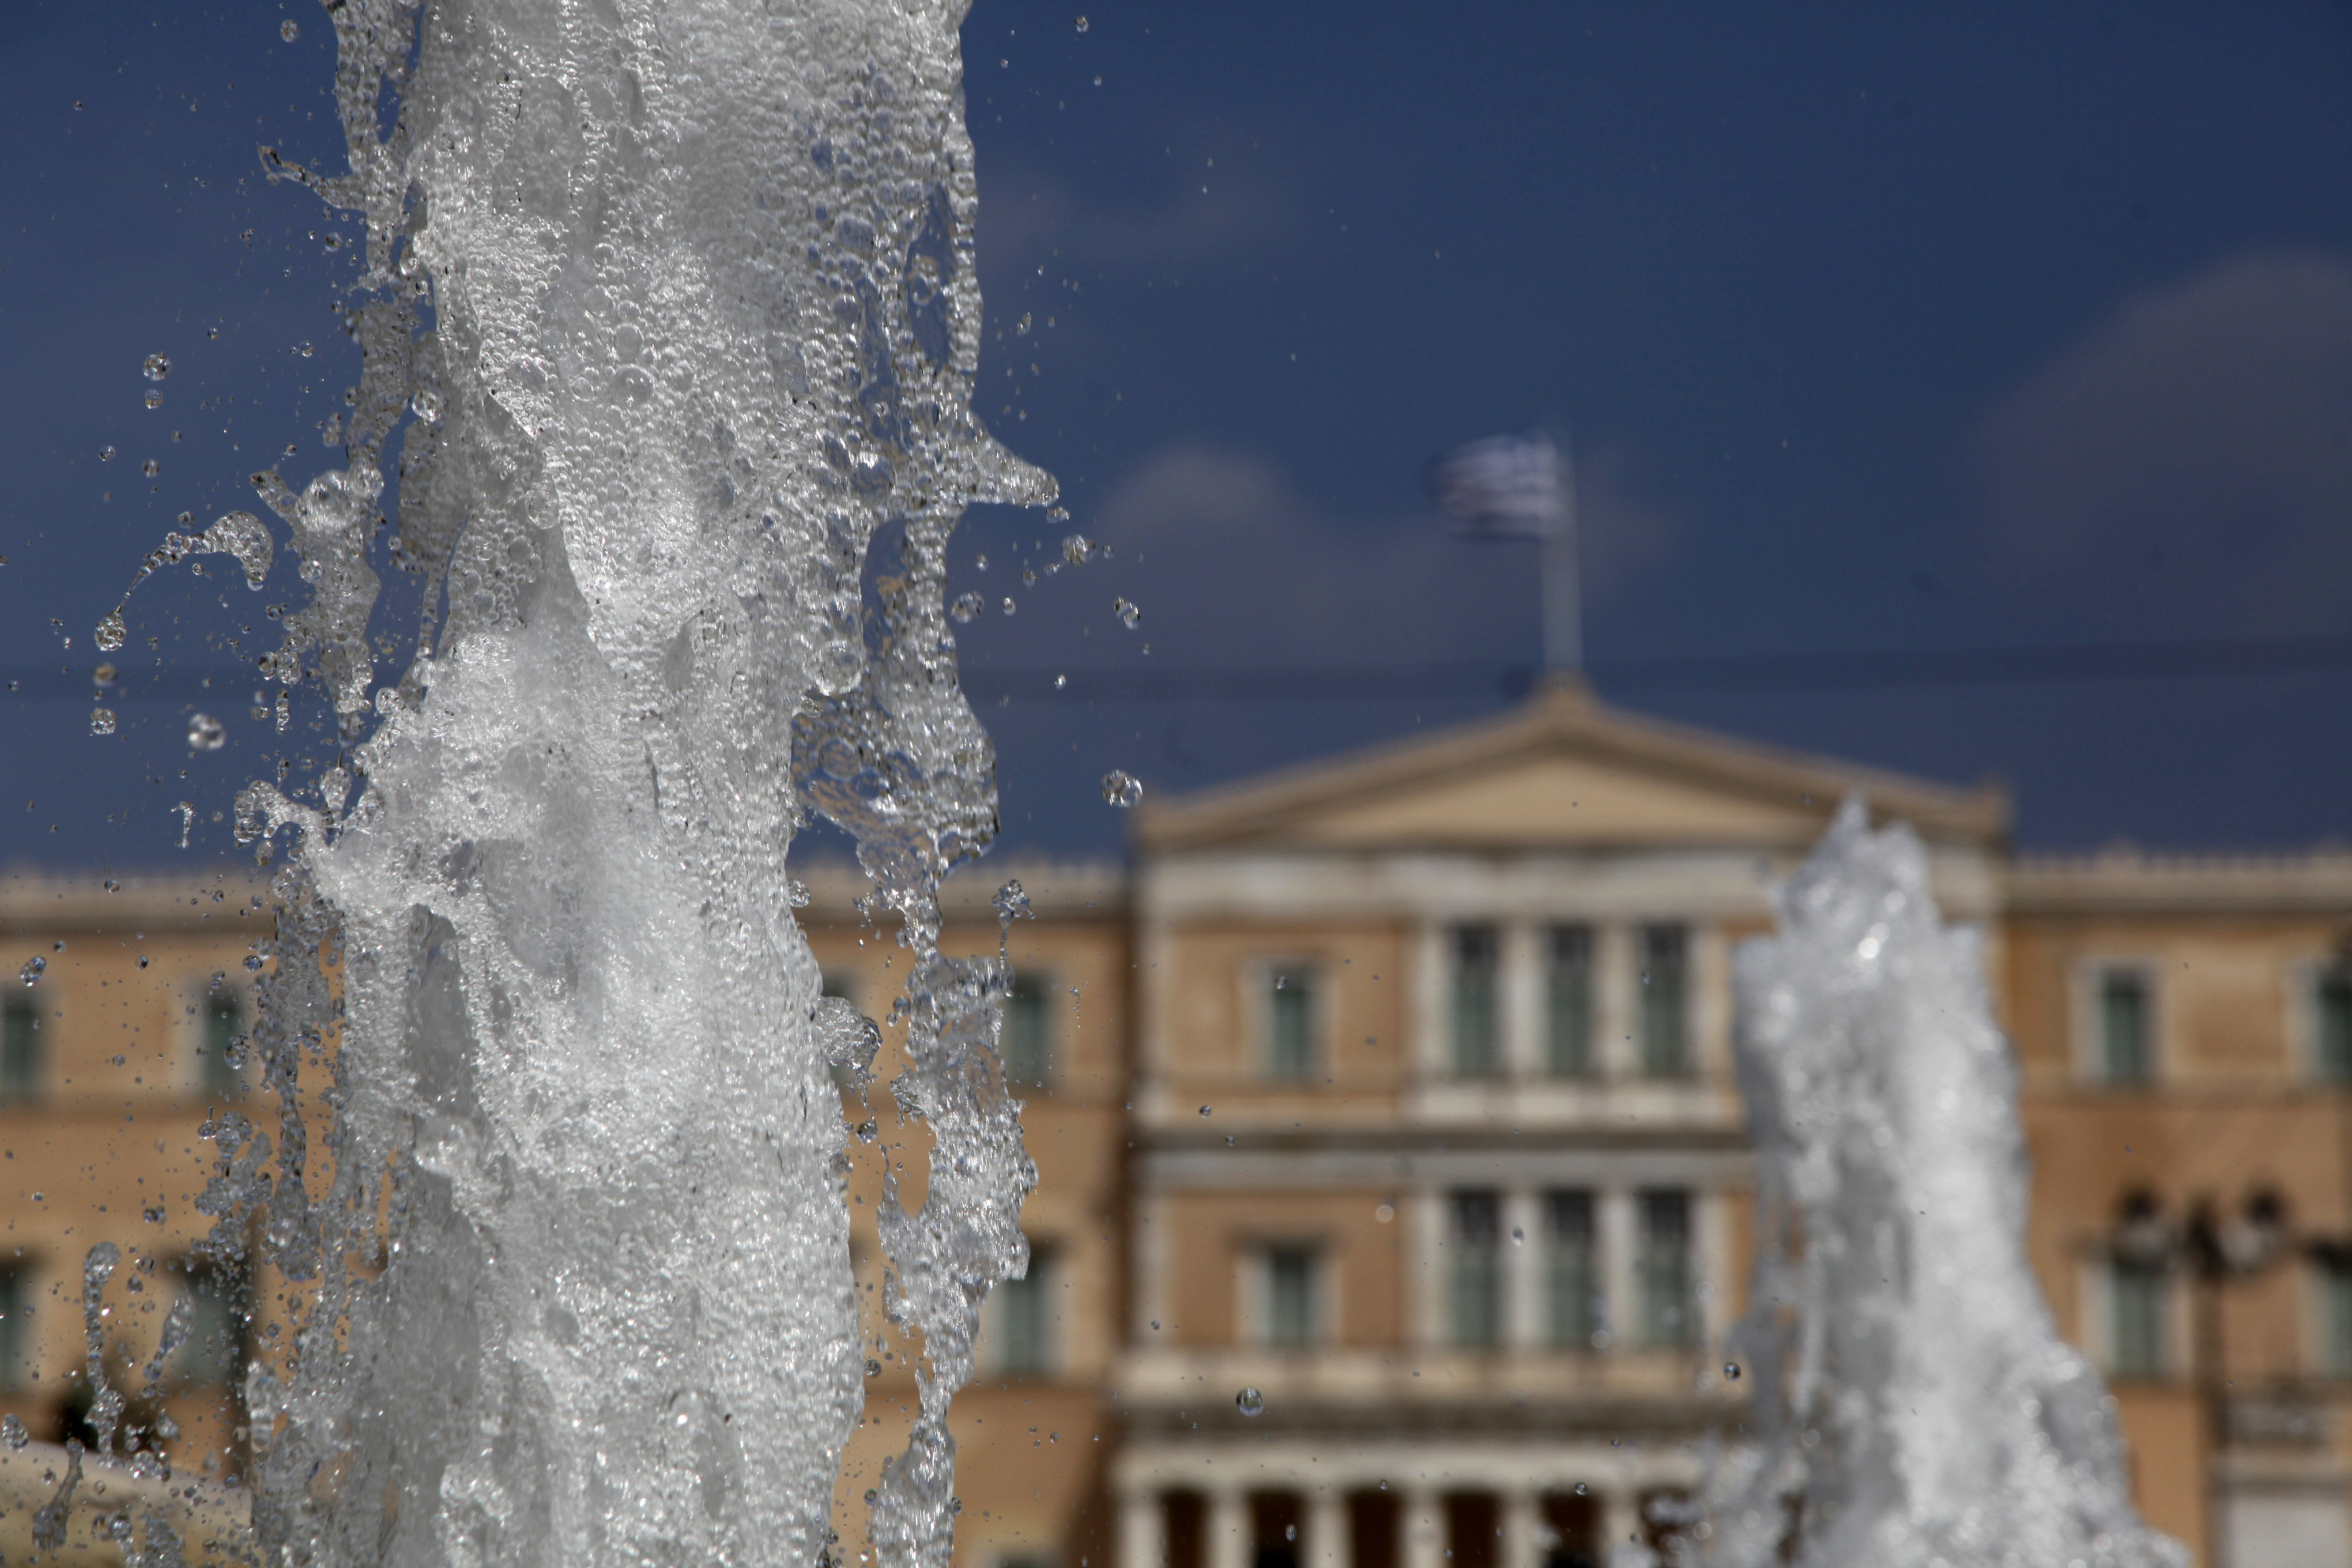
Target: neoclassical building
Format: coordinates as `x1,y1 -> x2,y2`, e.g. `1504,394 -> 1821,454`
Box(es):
3,683 -> 2351,1566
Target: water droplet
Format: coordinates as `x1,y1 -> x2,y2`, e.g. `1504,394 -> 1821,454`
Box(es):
187,713 -> 227,751
1100,769 -> 1143,808
1,1415 -> 24,1449
865,1358 -> 881,1378
141,458 -> 160,478
1075,15 -> 1090,32
1235,1387 -> 1263,1417
296,342 -> 315,359
1198,1105 -> 1212,1117
92,664 -> 116,687
1001,596 -> 1017,616
411,387 -> 444,424
855,1119 -> 878,1143
1150,1320 -> 1160,1330
89,706 -> 117,736
1511,1227 -> 1524,1245
1574,1483 -> 1588,1497
1284,1526 -> 1296,1543
244,954 -> 265,972
994,880 -> 1031,921
136,956 -> 148,970
19,958 -> 44,987
99,445 -> 116,462
142,353 -> 170,382
950,591 -> 985,624
144,389 -> 163,410
1724,1361 -> 1742,1381
95,613 -> 126,651
1061,533 -> 1097,566
1054,673 -> 1068,690
1113,597 -> 1141,630
280,18 -> 299,42
1015,312 -> 1033,336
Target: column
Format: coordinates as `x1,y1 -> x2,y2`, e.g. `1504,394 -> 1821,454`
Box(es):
1306,1488 -> 1348,1568
1121,1488 -> 1167,1568
1502,922 -> 1542,1081
1500,1488 -> 1540,1568
1503,1188 -> 1543,1348
1409,1188 -> 1445,1348
1601,1490 -> 1641,1562
1403,1487 -> 1443,1568
1209,1486 -> 1250,1568
1592,924 -> 1634,1081
1411,921 -> 1448,1088
1689,924 -> 1728,1083
1598,1187 -> 1634,1351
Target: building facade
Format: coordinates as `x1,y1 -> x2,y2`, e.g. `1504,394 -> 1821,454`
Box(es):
2,684 -> 2350,1566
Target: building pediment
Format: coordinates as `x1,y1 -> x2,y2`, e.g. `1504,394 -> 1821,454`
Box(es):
1132,678 -> 2007,855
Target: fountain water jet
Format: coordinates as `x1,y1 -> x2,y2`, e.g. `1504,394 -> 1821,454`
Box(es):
108,2 -> 1050,1564
1696,800 -> 2185,1568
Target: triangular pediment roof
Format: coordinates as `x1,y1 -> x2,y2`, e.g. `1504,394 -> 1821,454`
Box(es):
1132,679 -> 2008,855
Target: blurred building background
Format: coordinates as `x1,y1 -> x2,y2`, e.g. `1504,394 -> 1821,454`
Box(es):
6,683 -> 2351,1567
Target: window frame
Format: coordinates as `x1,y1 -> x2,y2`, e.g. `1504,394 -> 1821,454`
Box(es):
1449,925 -> 1502,1081
1448,1189 -> 1503,1348
2313,1250 -> 2352,1377
1633,1188 -> 1695,1348
987,1239 -> 1058,1378
1001,969 -> 1057,1091
1635,925 -> 1691,1080
1256,960 -> 1322,1084
1542,1188 -> 1600,1350
2300,959 -> 2352,1086
2104,1254 -> 2171,1379
2074,959 -> 2159,1087
0,992 -> 42,1107
1250,1241 -> 1326,1349
1544,925 -> 1595,1080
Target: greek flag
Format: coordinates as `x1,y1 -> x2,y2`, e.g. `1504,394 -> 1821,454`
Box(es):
1428,434 -> 1567,540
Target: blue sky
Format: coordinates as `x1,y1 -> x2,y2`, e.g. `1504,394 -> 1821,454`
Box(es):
4,2 -> 2350,867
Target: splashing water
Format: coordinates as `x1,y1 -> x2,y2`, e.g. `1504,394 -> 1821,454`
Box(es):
1699,800 -> 2184,1568
140,2 -> 1050,1565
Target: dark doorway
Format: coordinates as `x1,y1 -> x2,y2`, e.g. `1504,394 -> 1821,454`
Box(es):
1540,1491 -> 1599,1568
1443,1492 -> 1498,1568
1252,1491 -> 1303,1568
1166,1491 -> 1205,1568
1347,1489 -> 1398,1568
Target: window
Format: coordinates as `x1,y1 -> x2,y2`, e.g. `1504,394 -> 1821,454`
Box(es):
2317,1254 -> 2352,1375
0,1268 -> 25,1391
1,996 -> 40,1105
1450,926 -> 1500,1079
1002,972 -> 1053,1090
1265,1246 -> 1319,1347
2109,1258 -> 2166,1377
1637,926 -> 1688,1078
1636,1189 -> 1694,1346
178,1260 -> 247,1386
199,989 -> 246,1100
993,1245 -> 1055,1375
1264,967 -> 1317,1081
2316,968 -> 2352,1084
1544,1190 -> 1599,1347
1450,1190 -> 1502,1347
1546,926 -> 1593,1077
2098,969 -> 2152,1084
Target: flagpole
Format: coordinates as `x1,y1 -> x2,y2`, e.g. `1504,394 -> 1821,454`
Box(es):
1540,436 -> 1582,676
